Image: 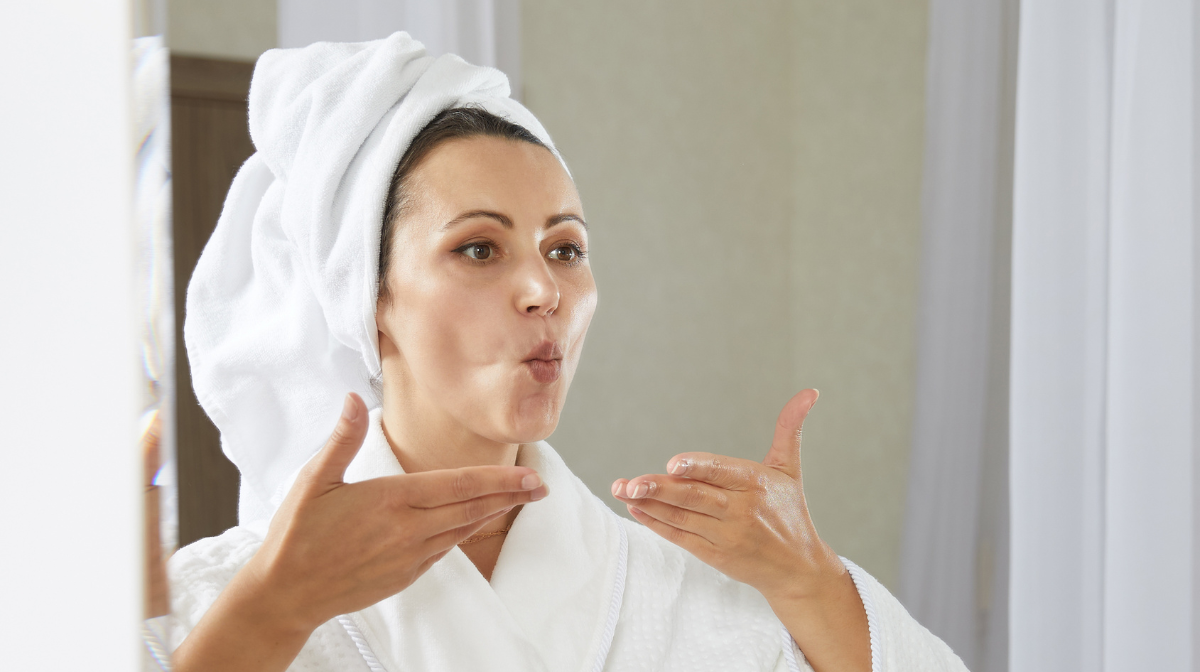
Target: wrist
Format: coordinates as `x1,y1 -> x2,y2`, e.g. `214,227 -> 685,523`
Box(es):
230,552 -> 325,640
758,543 -> 847,607
764,554 -> 872,672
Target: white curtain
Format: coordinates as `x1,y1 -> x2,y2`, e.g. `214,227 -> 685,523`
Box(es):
277,0 -> 522,98
899,2 -> 1018,671
1010,0 -> 1198,670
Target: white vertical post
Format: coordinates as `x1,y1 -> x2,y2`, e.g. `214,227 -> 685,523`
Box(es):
1011,0 -> 1196,669
0,1 -> 140,670
1103,0 -> 1193,667
1010,1 -> 1116,669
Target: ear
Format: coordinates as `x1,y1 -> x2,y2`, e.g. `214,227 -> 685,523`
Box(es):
375,287 -> 401,361
377,324 -> 399,359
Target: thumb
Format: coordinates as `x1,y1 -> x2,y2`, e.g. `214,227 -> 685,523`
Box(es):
763,389 -> 819,478
308,393 -> 369,487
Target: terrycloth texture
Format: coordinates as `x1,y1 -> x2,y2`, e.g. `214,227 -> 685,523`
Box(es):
183,32 -> 563,528
843,560 -> 968,671
166,411 -> 968,671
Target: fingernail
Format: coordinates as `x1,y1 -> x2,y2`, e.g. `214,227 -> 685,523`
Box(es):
341,393 -> 358,421
611,481 -> 622,497
669,458 -> 690,475
629,506 -> 644,516
531,485 -> 549,501
521,473 -> 542,490
631,482 -> 648,499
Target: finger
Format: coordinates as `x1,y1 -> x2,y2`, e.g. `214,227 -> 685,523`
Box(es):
615,475 -> 730,519
421,486 -> 549,537
619,496 -> 720,542
414,548 -> 453,577
415,505 -> 511,578
627,503 -> 715,554
306,393 -> 369,487
660,452 -> 761,491
610,478 -> 629,498
424,506 -> 513,552
392,465 -> 544,508
763,389 -> 819,478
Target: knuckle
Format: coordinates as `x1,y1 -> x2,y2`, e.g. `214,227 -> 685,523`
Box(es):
464,498 -> 488,523
752,473 -> 771,493
327,419 -> 352,446
667,526 -> 687,544
667,506 -> 690,526
709,457 -> 724,477
714,491 -> 730,510
682,484 -> 706,508
451,473 -> 480,500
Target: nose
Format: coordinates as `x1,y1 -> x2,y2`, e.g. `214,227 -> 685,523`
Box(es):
516,256 -> 560,317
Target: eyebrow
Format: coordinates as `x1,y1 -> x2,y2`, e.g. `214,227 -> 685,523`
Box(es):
440,210 -> 588,231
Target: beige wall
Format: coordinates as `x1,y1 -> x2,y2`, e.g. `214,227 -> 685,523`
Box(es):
526,1 -> 929,590
166,0 -> 276,60
789,1 -> 929,591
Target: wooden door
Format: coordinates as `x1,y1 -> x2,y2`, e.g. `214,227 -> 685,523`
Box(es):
170,55 -> 255,546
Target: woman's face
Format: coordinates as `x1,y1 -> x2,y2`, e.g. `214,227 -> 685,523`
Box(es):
376,135 -> 596,444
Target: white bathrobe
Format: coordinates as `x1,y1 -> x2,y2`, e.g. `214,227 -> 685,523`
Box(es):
166,409 -> 966,672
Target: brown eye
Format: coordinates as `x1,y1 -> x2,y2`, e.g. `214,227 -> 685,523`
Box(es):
548,245 -> 579,262
461,243 -> 493,260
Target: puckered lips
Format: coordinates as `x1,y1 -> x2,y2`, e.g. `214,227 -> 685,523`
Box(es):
522,340 -> 564,384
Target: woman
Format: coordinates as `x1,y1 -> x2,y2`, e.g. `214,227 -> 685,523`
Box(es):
167,33 -> 965,672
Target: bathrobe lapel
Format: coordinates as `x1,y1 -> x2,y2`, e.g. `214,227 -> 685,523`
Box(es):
489,440 -> 627,672
341,410 -> 626,672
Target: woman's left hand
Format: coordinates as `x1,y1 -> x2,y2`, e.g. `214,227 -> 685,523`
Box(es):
613,390 -> 870,672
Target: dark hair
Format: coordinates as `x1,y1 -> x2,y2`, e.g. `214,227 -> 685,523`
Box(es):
377,107 -> 550,305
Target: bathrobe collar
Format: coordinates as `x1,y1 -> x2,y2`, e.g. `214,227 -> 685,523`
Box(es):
341,408 -> 627,672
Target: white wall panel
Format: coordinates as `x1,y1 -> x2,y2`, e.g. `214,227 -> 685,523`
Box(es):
0,1 -> 140,668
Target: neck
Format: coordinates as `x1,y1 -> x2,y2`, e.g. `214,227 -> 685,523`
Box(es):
380,383 -> 519,475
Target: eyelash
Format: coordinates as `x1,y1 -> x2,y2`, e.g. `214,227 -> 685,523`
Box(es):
453,240 -> 588,266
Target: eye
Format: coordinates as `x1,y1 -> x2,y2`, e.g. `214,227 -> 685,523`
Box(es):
458,243 -> 494,261
548,244 -> 584,263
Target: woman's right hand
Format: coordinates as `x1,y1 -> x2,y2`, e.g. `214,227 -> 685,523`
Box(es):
173,392 -> 548,672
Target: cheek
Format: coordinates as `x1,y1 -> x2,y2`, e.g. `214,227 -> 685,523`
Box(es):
398,276 -> 512,382
562,273 -> 598,360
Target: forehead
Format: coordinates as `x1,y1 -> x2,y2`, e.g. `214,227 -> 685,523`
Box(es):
405,135 -> 582,220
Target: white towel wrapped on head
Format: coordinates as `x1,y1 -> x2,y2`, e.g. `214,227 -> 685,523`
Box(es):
184,32 -> 563,529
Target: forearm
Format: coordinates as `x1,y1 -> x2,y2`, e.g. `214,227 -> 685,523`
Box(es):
144,486 -> 170,618
764,560 -> 871,672
172,562 -> 316,672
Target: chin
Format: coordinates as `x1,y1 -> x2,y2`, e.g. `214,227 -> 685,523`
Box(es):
500,394 -> 562,443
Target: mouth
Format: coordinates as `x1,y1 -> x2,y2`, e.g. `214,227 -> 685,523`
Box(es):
523,340 -> 564,384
